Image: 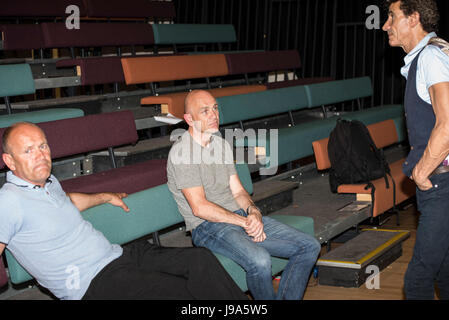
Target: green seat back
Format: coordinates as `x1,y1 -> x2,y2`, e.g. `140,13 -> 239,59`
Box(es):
153,24 -> 236,45
265,104 -> 405,168
0,64 -> 35,98
0,108 -> 84,128
307,76 -> 372,107
218,85 -> 310,125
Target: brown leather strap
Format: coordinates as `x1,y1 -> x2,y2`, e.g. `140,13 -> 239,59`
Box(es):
430,165 -> 449,178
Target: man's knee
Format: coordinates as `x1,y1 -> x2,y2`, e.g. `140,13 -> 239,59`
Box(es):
309,237 -> 321,257
247,248 -> 272,275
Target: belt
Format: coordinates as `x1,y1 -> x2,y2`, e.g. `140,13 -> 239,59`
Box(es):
429,165 -> 449,178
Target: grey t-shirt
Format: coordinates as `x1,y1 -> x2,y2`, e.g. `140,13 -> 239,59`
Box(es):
167,130 -> 240,231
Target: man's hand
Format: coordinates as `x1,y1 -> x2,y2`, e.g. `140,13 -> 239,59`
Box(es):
105,192 -> 130,212
245,207 -> 266,242
68,192 -> 130,212
412,166 -> 433,191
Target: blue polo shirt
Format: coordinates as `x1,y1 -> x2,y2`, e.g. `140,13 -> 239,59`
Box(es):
0,172 -> 122,300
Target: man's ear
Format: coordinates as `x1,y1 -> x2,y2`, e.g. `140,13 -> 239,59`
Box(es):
408,11 -> 421,28
2,153 -> 15,171
183,113 -> 193,126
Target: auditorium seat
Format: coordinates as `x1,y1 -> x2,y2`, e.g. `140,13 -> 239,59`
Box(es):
0,110 -> 168,194
152,23 -> 236,53
84,0 -> 175,20
225,50 -> 333,88
0,24 -> 44,51
0,0 -> 87,19
0,64 -> 35,114
40,22 -> 155,52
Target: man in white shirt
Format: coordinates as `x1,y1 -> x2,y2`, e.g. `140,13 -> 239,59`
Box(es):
383,0 -> 449,299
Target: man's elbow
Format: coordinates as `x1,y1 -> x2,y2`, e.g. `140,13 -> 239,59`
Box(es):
435,120 -> 449,137
189,200 -> 209,218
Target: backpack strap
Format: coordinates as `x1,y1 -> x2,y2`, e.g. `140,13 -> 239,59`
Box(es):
428,36 -> 449,56
387,170 -> 397,212
355,120 -> 391,188
364,182 -> 376,218
379,148 -> 390,190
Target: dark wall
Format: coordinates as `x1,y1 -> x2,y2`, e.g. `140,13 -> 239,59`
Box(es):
337,0 -> 448,38
173,0 -> 449,107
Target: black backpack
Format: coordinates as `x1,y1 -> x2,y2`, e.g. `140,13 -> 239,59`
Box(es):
327,119 -> 394,212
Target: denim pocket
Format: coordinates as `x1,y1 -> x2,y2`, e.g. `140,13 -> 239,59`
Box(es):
417,184 -> 435,193
416,174 -> 439,193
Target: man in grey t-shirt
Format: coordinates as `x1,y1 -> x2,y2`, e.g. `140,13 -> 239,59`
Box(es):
167,90 -> 320,300
167,129 -> 240,231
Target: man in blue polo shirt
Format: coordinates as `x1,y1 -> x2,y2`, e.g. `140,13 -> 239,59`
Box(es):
383,0 -> 449,299
0,122 -> 246,300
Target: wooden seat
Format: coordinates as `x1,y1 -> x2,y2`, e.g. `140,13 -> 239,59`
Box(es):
141,84 -> 267,119
0,110 -> 168,195
121,54 -> 229,85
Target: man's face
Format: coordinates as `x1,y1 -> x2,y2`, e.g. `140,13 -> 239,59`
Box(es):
2,124 -> 52,187
382,1 -> 413,50
188,92 -> 220,134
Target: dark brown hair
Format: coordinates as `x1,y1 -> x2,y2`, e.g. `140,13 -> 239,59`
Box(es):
384,0 -> 440,33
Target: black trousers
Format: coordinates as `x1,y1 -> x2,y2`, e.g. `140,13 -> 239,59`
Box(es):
82,241 -> 247,300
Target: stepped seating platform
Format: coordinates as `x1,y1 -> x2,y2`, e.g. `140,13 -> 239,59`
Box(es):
317,229 -> 410,287
93,78 -> 405,181
2,162 -> 310,294
0,143 -> 413,299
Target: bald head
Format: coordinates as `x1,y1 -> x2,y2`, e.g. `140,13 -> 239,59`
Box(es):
2,122 -> 43,155
1,122 -> 52,187
184,90 -> 216,115
183,90 -> 219,135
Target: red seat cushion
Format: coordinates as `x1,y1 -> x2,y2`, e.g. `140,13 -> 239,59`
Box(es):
61,159 -> 167,195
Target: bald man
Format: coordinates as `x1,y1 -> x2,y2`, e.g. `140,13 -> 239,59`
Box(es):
0,122 -> 247,300
167,90 -> 320,300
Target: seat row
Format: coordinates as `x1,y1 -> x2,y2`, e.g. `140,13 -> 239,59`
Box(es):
3,160 -> 314,293
0,76 -> 412,294
1,118 -> 412,294
1,49 -> 332,115
0,22 -> 236,55
1,77 -> 403,180
1,0 -> 175,21
216,77 -> 405,168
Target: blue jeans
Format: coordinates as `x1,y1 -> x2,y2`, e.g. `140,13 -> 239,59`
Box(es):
404,172 -> 449,300
191,209 -> 321,300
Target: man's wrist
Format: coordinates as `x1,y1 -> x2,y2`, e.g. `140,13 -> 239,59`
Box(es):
246,204 -> 262,216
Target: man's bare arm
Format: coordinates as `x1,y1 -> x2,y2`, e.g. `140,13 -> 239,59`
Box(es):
67,192 -> 129,212
229,174 -> 266,242
182,186 -> 247,228
0,243 -> 5,256
413,82 -> 449,190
